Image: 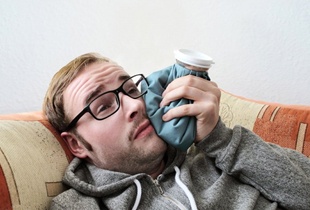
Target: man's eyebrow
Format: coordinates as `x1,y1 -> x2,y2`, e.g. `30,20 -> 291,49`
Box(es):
85,74 -> 131,106
119,74 -> 131,81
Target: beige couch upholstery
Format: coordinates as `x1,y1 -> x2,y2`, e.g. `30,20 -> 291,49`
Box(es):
0,91 -> 309,209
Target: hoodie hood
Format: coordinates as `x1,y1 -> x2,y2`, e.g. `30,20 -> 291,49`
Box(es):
62,158 -> 145,198
62,146 -> 186,198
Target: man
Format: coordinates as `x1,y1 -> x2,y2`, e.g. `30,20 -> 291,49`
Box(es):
44,53 -> 310,209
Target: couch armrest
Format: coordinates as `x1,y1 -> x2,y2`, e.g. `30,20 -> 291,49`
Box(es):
0,111 -> 73,209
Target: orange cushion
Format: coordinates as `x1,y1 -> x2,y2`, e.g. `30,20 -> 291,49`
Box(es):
254,104 -> 310,157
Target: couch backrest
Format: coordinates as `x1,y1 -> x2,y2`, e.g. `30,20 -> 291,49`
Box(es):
220,90 -> 310,157
0,112 -> 73,210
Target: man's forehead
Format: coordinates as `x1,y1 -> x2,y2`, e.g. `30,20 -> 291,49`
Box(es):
84,74 -> 131,105
76,62 -> 128,85
64,62 -> 129,115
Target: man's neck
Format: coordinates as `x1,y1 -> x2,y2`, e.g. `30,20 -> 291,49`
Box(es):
149,159 -> 165,179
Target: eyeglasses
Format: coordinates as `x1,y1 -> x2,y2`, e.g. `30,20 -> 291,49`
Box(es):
64,74 -> 149,131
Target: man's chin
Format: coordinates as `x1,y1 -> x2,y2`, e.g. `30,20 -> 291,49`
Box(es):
152,136 -> 168,152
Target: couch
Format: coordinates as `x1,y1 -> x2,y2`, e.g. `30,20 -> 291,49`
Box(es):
1,91 -> 310,209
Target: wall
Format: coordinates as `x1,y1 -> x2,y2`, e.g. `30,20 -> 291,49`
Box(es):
0,0 -> 309,114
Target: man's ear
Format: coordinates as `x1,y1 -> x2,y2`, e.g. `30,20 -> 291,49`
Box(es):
61,132 -> 88,159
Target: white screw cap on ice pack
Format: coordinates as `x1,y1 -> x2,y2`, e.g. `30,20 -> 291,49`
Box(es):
174,49 -> 214,70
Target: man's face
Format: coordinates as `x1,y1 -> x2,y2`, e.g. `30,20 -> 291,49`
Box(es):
62,62 -> 167,175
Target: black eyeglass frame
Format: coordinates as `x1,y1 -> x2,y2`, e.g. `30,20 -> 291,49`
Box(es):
64,74 -> 149,131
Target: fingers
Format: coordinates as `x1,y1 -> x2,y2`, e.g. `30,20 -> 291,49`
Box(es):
160,75 -> 220,108
160,75 -> 221,142
161,98 -> 218,121
161,87 -> 220,121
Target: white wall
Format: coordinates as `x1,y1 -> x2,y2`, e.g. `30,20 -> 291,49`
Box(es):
1,0 -> 309,114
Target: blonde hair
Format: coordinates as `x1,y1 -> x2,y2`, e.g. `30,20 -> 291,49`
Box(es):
43,53 -> 110,133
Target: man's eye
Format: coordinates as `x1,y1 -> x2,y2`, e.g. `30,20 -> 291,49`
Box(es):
93,100 -> 115,116
127,86 -> 140,95
97,104 -> 111,112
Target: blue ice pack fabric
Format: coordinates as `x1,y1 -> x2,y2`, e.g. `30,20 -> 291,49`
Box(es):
142,63 -> 210,151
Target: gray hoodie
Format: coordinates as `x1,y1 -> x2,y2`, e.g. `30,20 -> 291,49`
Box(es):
50,120 -> 310,210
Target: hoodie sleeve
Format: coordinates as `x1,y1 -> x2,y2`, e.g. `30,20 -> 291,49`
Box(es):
196,119 -> 310,210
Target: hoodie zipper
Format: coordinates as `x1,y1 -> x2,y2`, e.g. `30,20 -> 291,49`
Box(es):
153,178 -> 187,210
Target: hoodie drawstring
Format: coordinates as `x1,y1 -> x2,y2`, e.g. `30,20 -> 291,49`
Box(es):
174,166 -> 198,210
132,167 -> 197,210
132,179 -> 142,210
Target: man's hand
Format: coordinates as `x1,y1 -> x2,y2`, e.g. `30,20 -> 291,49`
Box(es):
160,75 -> 221,142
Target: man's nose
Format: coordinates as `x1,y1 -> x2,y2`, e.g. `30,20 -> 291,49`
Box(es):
119,93 -> 144,121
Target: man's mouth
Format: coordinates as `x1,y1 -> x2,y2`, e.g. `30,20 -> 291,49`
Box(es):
133,120 -> 154,140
